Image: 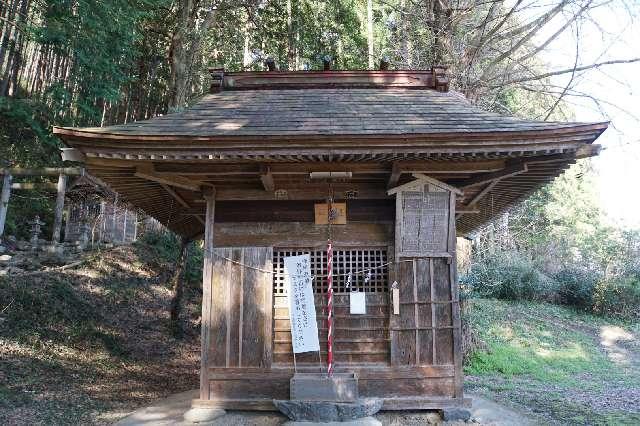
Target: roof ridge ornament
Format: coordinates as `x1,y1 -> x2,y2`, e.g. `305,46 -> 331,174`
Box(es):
208,68 -> 450,92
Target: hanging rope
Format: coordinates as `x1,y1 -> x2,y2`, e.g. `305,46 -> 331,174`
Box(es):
326,239 -> 334,377
326,184 -> 335,377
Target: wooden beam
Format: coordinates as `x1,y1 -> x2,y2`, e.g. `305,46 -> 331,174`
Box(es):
260,165 -> 275,191
466,181 -> 498,207
135,159 -> 509,176
387,162 -> 401,189
0,167 -> 83,176
460,164 -> 528,188
0,174 -> 11,239
51,174 -> 67,243
160,183 -> 190,209
11,182 -> 58,190
134,165 -> 202,192
199,185 -> 391,201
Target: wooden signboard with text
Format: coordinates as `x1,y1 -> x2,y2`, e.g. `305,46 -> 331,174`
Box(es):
314,203 -> 347,225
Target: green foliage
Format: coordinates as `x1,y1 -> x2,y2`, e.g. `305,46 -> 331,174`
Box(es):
207,0 -> 367,72
135,230 -> 203,285
463,299 -> 640,425
593,275 -> 640,319
463,299 -> 630,381
554,267 -> 600,310
466,160 -> 640,321
462,251 -> 556,302
135,230 -> 181,265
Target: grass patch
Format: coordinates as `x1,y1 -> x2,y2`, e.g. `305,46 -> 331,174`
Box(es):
465,298 -> 640,424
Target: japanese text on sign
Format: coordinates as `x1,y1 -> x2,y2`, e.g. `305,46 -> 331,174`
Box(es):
283,254 -> 320,353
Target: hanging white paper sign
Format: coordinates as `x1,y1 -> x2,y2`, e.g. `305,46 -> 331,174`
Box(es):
284,254 -> 320,353
350,291 -> 366,314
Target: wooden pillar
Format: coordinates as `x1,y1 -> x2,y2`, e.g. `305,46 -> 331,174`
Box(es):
0,174 -> 12,240
200,188 -> 216,400
51,173 -> 68,243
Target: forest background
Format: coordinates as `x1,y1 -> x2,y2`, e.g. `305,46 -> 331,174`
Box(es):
0,0 -> 639,318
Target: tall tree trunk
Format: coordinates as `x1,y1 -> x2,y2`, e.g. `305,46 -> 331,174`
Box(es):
170,237 -> 191,326
366,0 -> 374,69
0,0 -> 19,71
287,0 -> 294,70
168,1 -> 192,110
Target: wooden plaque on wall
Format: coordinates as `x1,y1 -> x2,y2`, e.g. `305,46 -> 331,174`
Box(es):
314,203 -> 347,225
392,179 -> 455,258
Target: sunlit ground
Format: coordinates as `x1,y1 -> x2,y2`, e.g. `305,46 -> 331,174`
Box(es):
465,299 -> 640,424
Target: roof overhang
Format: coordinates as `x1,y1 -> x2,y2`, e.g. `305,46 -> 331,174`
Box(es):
51,69 -> 609,237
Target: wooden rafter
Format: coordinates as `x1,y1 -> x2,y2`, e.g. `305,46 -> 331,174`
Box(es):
134,165 -> 202,192
160,183 -> 190,209
460,163 -> 528,189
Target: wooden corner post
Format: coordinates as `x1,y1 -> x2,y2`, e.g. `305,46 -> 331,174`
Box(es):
51,173 -> 68,243
200,188 -> 216,401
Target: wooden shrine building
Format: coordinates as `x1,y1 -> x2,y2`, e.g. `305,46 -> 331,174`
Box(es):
53,69 -> 607,412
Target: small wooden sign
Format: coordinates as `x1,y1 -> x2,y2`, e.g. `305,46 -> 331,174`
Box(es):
392,288 -> 400,315
314,203 -> 347,225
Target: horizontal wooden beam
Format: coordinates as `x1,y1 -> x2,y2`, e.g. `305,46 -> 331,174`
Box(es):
151,159 -> 508,176
11,182 -> 58,190
1,167 -> 83,176
134,165 -> 202,192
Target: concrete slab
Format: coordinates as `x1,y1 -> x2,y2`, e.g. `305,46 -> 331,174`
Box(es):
283,416 -> 381,426
115,390 -> 535,426
466,395 -> 535,426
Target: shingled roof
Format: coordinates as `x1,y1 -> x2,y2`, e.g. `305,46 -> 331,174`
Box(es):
55,88 -> 604,139
53,69 -> 607,237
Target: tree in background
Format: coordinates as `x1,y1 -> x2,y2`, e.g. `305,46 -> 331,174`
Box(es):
0,0 -> 638,315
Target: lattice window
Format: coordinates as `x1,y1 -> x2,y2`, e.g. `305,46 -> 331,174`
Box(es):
273,248 -> 389,295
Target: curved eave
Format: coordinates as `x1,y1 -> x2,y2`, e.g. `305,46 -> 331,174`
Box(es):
53,122 -> 608,144
53,123 -> 608,164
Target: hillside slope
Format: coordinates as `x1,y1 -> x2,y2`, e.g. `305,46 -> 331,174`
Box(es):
0,243 -> 201,425
464,299 -> 640,425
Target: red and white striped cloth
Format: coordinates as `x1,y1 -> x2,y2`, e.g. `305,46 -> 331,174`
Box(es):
326,239 -> 334,376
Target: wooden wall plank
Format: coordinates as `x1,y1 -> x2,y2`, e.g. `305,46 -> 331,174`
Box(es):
210,247 -> 231,367
213,222 -> 392,248
449,191 -> 464,398
241,247 -> 273,368
226,248 -> 242,367
200,193 -> 215,400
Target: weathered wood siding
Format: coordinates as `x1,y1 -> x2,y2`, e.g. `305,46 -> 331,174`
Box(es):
207,247 -> 274,368
273,293 -> 390,365
390,181 -> 463,399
